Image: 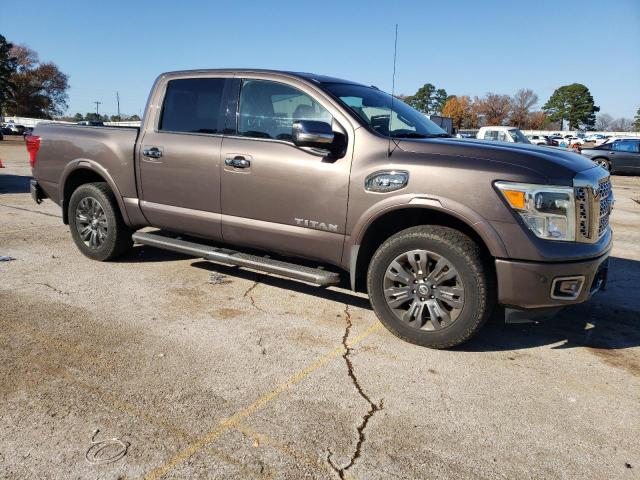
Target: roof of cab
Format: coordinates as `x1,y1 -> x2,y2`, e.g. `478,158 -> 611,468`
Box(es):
161,69 -> 366,86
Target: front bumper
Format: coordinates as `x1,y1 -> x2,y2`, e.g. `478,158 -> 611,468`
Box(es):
495,251 -> 610,309
30,179 -> 47,204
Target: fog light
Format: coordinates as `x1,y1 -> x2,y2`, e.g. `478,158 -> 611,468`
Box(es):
551,276 -> 585,300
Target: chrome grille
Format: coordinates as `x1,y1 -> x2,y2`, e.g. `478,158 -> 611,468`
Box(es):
597,179 -> 612,237
574,176 -> 613,242
575,187 -> 589,238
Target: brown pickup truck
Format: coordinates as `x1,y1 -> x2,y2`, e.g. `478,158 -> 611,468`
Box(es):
27,69 -> 613,348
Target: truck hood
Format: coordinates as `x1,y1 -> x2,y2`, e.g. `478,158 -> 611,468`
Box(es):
398,138 -> 597,183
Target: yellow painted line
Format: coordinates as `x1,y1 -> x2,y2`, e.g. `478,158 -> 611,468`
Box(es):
29,358 -> 275,479
144,322 -> 384,480
3,321 -> 275,478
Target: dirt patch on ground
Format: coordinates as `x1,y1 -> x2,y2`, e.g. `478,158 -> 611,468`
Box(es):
211,308 -> 246,320
587,348 -> 640,377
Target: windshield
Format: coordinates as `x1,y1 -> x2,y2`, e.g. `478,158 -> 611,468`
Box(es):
507,129 -> 531,144
322,83 -> 447,138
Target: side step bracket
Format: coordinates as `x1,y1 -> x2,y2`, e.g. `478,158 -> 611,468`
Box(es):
132,231 -> 341,286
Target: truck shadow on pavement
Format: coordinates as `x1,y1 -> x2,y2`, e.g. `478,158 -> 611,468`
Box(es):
119,245 -> 194,263
191,256 -> 640,354
190,260 -> 373,310
0,174 -> 31,194
128,247 -> 639,354
461,256 -> 640,353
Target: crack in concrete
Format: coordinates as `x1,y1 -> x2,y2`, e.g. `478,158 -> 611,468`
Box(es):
34,282 -> 69,295
243,276 -> 266,312
327,305 -> 383,479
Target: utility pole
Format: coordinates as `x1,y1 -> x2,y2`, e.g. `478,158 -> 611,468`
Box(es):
94,101 -> 102,115
116,92 -> 120,119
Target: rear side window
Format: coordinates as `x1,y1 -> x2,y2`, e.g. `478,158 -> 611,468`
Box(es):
159,78 -> 226,134
484,130 -> 498,141
238,79 -> 332,140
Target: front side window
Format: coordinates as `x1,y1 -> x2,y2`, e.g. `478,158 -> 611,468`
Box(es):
159,78 -> 226,134
507,129 -> 531,144
238,80 -> 332,140
613,140 -> 639,153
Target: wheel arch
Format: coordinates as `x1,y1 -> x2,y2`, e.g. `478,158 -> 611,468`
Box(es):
60,161 -> 130,225
348,202 -> 506,292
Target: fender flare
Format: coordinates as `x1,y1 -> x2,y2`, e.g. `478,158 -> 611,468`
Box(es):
59,159 -> 132,225
346,194 -> 509,290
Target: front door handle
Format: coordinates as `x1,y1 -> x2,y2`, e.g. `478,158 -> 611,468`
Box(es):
225,155 -> 251,168
143,147 -> 163,159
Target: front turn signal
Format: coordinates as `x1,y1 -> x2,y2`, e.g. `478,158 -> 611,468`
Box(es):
501,189 -> 526,210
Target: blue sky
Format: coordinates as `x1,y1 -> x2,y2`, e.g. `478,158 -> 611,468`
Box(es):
1,0 -> 639,119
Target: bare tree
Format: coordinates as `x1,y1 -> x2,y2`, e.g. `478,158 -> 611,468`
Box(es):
510,89 -> 538,128
527,111 -> 549,130
595,113 -> 613,131
474,93 -> 512,126
610,117 -> 633,132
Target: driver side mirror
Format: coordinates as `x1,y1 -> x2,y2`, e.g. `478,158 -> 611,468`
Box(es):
292,120 -> 335,150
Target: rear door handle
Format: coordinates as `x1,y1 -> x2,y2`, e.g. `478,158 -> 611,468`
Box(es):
143,147 -> 163,159
225,155 -> 251,168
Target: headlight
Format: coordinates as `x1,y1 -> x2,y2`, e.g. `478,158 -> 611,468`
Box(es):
495,182 -> 575,241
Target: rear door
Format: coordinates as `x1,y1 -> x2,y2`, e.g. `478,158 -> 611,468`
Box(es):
219,77 -> 353,265
138,75 -> 231,239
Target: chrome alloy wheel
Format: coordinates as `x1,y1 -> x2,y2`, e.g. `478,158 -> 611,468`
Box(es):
383,249 -> 465,330
595,158 -> 610,171
75,196 -> 108,249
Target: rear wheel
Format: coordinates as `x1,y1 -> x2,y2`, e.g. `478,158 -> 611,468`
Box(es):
68,182 -> 132,261
594,157 -> 610,171
367,226 -> 494,349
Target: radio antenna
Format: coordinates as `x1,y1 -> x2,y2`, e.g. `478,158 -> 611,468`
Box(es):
388,24 -> 398,157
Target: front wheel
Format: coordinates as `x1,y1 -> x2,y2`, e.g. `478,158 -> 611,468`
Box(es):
594,157 -> 610,172
68,182 -> 132,261
367,226 -> 494,349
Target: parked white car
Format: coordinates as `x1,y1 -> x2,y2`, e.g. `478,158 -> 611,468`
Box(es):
476,126 -> 531,144
526,134 -> 548,145
583,133 -> 607,145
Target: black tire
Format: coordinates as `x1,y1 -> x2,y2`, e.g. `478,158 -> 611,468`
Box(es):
593,157 -> 610,172
68,182 -> 132,261
367,226 -> 495,349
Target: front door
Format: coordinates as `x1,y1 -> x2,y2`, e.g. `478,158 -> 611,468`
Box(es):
220,78 -> 352,265
138,76 -> 229,239
611,140 -> 640,172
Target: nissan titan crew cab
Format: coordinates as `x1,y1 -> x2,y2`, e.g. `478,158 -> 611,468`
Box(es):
26,69 -> 613,348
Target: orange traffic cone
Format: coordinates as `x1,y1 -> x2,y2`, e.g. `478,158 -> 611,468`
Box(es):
0,158 -> 4,168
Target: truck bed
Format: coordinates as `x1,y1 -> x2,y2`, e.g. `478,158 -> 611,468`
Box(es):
33,123 -> 140,205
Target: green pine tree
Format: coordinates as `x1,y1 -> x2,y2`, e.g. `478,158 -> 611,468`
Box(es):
543,83 -> 600,130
